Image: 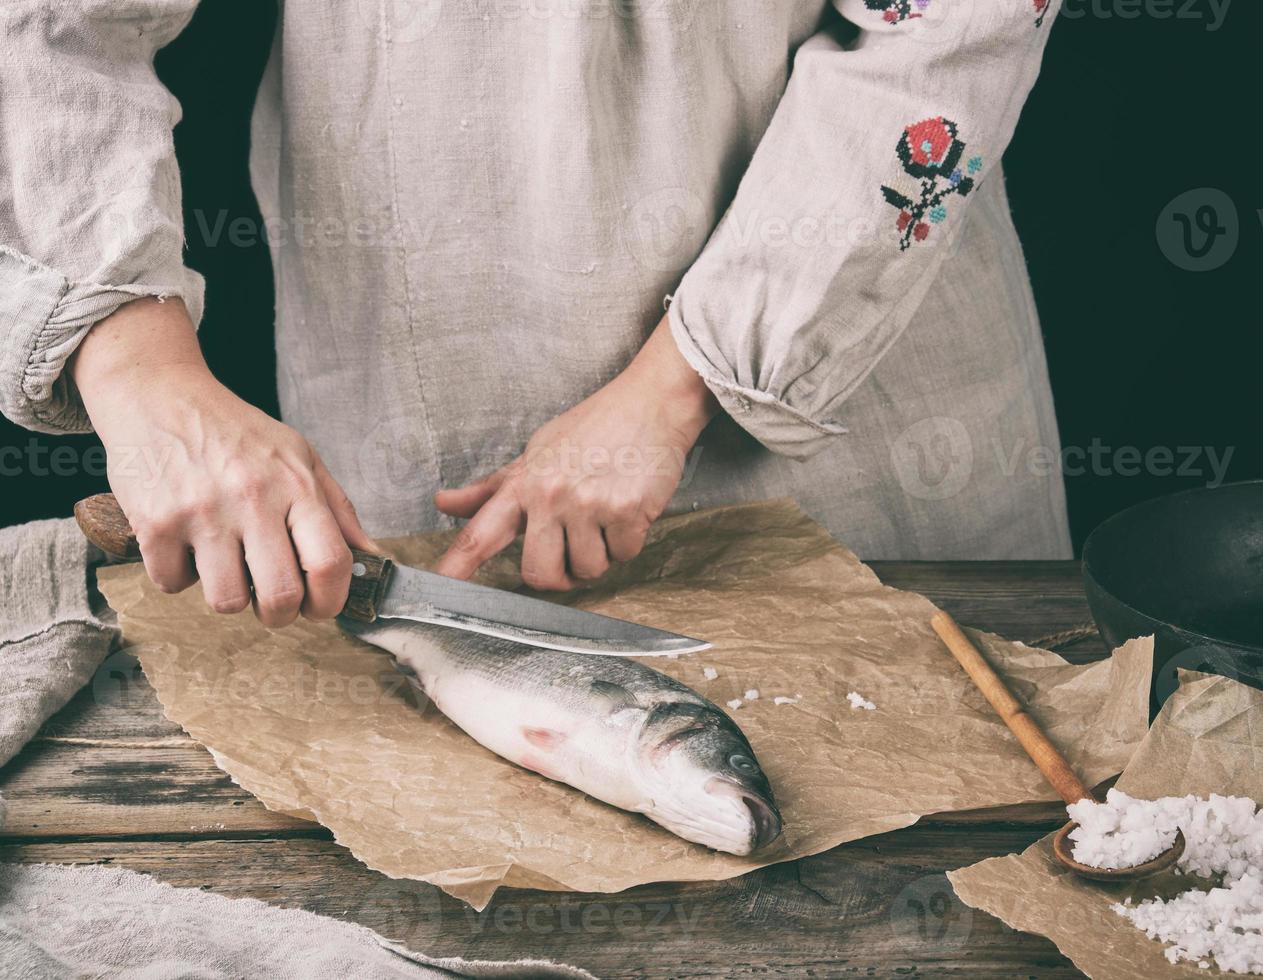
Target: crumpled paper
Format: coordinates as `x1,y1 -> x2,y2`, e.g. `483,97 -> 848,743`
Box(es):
97,500 -> 1152,909
949,670 -> 1262,979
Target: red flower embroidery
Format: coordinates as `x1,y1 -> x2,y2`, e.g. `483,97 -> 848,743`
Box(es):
865,0 -> 931,24
902,117 -> 960,173
880,117 -> 983,251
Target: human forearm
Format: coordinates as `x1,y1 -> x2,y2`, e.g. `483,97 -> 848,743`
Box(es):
73,297 -> 373,625
432,313 -> 719,587
617,315 -> 720,447
72,297 -> 211,407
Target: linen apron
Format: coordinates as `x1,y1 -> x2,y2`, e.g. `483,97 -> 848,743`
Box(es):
1,0 -> 1070,559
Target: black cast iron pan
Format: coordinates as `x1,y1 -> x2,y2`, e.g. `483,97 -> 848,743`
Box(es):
1082,480 -> 1263,719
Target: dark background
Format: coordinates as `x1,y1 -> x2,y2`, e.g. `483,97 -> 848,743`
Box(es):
3,0 -> 1257,551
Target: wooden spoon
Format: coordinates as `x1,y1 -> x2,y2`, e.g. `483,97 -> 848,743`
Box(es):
930,611 -> 1185,882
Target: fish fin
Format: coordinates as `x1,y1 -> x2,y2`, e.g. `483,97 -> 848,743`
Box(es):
523,727 -> 566,749
589,679 -> 639,710
393,659 -> 418,679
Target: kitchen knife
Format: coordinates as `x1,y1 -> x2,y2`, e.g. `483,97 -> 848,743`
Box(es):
74,492 -> 709,657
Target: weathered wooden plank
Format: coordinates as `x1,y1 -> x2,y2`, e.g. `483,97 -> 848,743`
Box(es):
872,560 -> 1087,600
0,734 -> 1096,842
0,742 -> 313,839
0,828 -> 1079,979
871,561 -> 1107,663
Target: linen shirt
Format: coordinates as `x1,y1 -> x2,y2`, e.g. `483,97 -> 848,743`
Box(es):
0,0 -> 1071,558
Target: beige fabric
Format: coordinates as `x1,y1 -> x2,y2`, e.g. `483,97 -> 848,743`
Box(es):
0,1 -> 206,433
0,862 -> 594,978
0,0 -> 1070,559
0,518 -> 116,828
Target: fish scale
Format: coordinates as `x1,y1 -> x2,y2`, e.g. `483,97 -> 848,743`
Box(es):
339,616 -> 783,855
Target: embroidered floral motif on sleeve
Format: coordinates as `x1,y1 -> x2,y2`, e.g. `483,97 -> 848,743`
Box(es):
880,117 -> 983,251
1035,0 -> 1051,26
864,0 -> 933,24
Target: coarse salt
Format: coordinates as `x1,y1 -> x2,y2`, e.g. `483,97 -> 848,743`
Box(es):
773,695 -> 801,706
847,691 -> 876,711
1114,870 -> 1263,974
726,699 -> 742,710
745,689 -> 759,701
1069,789 -> 1262,876
1068,789 -> 1263,974
702,667 -> 719,680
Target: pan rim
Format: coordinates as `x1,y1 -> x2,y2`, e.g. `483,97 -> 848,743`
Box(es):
1082,479 -> 1263,655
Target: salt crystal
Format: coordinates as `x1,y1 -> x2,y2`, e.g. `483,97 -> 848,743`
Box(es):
773,695 -> 800,706
702,667 -> 718,680
847,691 -> 876,711
726,699 -> 742,710
745,689 -> 759,701
1073,790 -> 1263,974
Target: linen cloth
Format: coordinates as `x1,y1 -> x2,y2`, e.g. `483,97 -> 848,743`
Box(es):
0,519 -> 591,978
0,0 -> 1071,559
0,863 -> 594,978
0,518 -> 116,828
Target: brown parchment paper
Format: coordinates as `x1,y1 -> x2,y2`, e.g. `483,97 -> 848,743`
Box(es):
97,499 -> 1152,909
949,671 -> 1262,979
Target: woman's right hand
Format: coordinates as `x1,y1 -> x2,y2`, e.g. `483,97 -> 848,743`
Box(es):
72,297 -> 374,626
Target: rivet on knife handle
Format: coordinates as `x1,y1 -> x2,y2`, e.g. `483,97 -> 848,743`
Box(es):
342,552 -> 394,622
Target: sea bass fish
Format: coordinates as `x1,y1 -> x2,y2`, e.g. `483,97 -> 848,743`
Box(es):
339,617 -> 783,855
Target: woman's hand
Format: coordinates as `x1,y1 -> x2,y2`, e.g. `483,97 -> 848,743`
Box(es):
434,316 -> 717,589
73,297 -> 374,625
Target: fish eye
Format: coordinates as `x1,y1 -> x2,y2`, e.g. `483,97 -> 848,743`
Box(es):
728,753 -> 759,775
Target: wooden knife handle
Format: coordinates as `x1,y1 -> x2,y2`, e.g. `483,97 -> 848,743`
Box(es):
74,492 -> 142,560
74,492 -> 392,620
342,551 -> 393,623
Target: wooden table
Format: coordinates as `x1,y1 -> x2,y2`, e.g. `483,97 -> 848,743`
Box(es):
0,562 -> 1110,978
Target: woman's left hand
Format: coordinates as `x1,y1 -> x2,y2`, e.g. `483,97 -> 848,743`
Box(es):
434,316 -> 717,589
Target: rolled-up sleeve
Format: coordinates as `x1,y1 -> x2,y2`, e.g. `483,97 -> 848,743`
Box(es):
669,0 -> 1060,459
0,0 -> 204,434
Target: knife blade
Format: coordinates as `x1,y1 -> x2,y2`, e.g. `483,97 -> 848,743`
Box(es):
342,552 -> 709,657
73,493 -> 709,658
